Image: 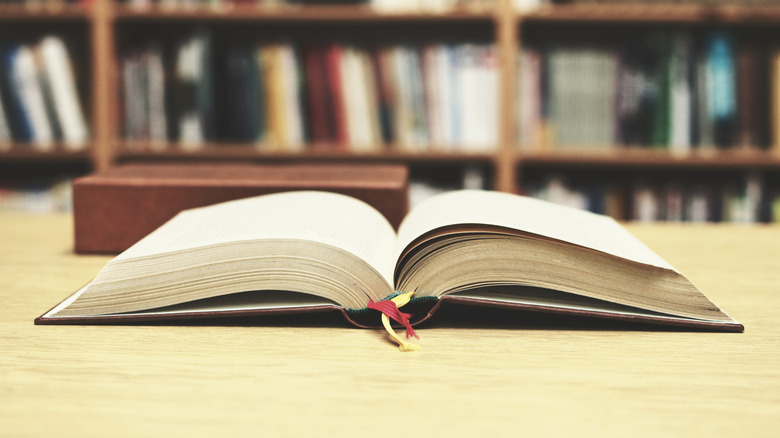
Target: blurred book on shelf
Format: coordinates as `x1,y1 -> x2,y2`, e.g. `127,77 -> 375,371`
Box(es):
0,35 -> 89,152
0,177 -> 73,214
120,31 -> 498,152
518,29 -> 772,152
524,171 -> 780,223
409,164 -> 488,207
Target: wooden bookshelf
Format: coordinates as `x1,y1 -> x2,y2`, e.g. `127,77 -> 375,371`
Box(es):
522,3 -> 709,23
113,4 -> 495,21
518,149 -> 780,169
116,143 -> 497,163
0,147 -> 91,163
3,0 -> 780,220
0,4 -> 90,21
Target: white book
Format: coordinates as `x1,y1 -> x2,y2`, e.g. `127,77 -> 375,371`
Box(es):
457,45 -> 490,149
669,32 -> 692,153
742,172 -> 762,224
479,45 -> 498,150
513,0 -> 542,12
176,36 -> 204,148
541,176 -> 588,211
422,46 -> 443,148
39,36 -> 89,150
145,46 -> 167,148
122,53 -> 140,141
352,49 -> 378,149
339,48 -> 359,148
518,48 -> 541,148
13,46 -> 54,150
279,45 -> 304,150
435,46 -> 454,148
391,47 -> 415,148
444,46 -> 460,147
406,47 -> 428,149
633,184 -> 659,223
346,48 -> 374,150
359,50 -> 382,149
372,0 -> 418,12
688,186 -> 710,223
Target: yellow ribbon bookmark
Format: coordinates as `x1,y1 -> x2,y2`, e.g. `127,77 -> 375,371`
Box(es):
367,291 -> 421,352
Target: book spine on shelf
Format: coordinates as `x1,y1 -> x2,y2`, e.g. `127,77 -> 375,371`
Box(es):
10,46 -> 54,150
324,44 -> 348,148
145,45 -> 167,148
0,177 -> 73,214
39,36 -> 89,150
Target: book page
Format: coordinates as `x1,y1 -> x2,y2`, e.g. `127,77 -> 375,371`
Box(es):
396,190 -> 674,270
116,191 -> 398,286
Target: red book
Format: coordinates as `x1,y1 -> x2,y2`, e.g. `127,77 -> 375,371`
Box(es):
303,46 -> 330,145
325,44 -> 348,148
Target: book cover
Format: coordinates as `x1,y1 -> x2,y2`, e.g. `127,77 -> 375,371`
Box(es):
38,36 -> 89,149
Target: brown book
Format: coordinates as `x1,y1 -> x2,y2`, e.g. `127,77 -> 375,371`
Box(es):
736,42 -> 757,148
42,190 -> 742,333
303,46 -> 331,146
73,163 -> 409,254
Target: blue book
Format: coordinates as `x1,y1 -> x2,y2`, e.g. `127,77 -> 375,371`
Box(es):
706,31 -> 737,147
0,46 -> 33,142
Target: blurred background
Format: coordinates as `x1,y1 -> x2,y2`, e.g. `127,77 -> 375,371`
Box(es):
2,0 -> 780,223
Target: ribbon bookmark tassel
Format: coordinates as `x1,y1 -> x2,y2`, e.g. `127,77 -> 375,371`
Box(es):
367,292 -> 420,352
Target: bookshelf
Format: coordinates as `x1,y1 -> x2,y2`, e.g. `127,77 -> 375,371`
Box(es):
2,1 -> 780,220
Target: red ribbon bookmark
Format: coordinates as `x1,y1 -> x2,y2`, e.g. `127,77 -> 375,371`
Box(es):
367,298 -> 419,340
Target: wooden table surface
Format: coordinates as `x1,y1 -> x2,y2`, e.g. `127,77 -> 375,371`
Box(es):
1,213 -> 778,437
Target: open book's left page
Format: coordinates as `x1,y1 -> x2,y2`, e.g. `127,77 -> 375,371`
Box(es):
49,191 -> 398,318
118,190 -> 398,280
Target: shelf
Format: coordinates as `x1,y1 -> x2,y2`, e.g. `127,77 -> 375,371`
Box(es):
0,3 -> 90,21
114,4 -> 495,23
116,143 -> 497,164
517,148 -> 780,169
0,147 -> 92,164
522,3 -> 780,25
522,3 -> 709,24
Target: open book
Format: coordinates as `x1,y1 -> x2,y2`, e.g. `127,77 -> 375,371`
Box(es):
37,190 -> 743,332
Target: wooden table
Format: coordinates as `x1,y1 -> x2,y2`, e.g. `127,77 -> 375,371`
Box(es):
2,213 -> 778,437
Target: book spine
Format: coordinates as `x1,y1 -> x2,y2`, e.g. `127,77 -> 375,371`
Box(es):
39,36 -> 89,149
12,46 -> 54,149
325,44 -> 348,148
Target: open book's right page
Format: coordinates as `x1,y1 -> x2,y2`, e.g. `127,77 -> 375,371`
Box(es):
395,190 -> 742,330
396,190 -> 673,270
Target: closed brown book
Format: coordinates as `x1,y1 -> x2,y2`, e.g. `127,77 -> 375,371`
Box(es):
73,163 -> 409,254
